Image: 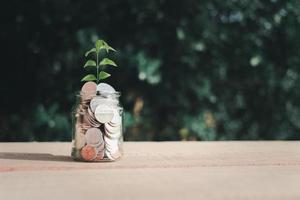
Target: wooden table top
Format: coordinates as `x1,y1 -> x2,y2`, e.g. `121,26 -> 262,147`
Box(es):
0,141 -> 300,200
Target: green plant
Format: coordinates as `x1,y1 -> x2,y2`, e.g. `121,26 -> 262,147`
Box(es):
81,39 -> 118,83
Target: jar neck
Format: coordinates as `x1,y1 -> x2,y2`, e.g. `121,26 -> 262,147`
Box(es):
96,91 -> 121,100
77,91 -> 121,99
77,91 -> 121,108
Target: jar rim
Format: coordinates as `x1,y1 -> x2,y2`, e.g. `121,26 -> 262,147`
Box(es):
77,91 -> 121,97
97,91 -> 121,97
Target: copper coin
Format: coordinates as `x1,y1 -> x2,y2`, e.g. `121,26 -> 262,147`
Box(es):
87,108 -> 101,127
82,112 -> 90,124
87,107 -> 94,117
94,150 -> 105,161
81,81 -> 97,100
81,145 -> 97,161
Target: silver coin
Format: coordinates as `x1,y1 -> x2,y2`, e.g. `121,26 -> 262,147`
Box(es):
90,97 -> 101,113
105,124 -> 121,139
90,97 -> 117,112
106,131 -> 121,140
110,109 -> 122,124
105,122 -> 121,132
105,149 -> 121,161
105,150 -> 115,161
104,136 -> 119,153
108,121 -> 121,128
105,130 -> 121,140
105,150 -> 114,161
105,127 -> 121,136
97,83 -> 116,93
94,105 -> 115,123
88,115 -> 101,128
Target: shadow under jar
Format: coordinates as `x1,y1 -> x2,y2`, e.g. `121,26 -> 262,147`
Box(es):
71,91 -> 123,162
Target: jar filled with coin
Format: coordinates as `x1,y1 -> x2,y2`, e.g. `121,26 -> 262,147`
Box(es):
71,81 -> 123,162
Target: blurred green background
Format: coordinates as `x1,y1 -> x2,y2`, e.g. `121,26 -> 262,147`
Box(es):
0,0 -> 299,141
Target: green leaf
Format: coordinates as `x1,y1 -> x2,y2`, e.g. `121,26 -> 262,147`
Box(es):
102,41 -> 116,52
107,46 -> 117,52
84,60 -> 96,68
85,48 -> 96,57
95,39 -> 116,53
99,58 -> 117,67
95,40 -> 105,52
81,74 -> 97,82
99,71 -> 111,80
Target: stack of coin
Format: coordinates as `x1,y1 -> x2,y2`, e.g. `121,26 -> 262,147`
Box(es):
72,82 -> 122,162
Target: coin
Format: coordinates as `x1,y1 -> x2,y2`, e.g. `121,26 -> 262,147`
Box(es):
74,82 -> 123,161
105,150 -> 114,160
85,128 -> 103,147
104,135 -> 119,153
94,150 -> 105,161
90,97 -> 103,113
80,123 -> 92,131
105,123 -> 121,139
110,109 -> 122,124
90,97 -> 118,113
105,126 -> 121,136
96,140 -> 105,151
105,148 -> 121,161
94,105 -> 114,123
81,145 -> 97,161
87,106 -> 94,116
81,81 -> 97,100
97,83 -> 116,93
80,108 -> 100,128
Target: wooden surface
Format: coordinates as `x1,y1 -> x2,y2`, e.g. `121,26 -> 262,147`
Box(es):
0,142 -> 300,200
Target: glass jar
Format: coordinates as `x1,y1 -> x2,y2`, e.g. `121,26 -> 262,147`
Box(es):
71,91 -> 123,162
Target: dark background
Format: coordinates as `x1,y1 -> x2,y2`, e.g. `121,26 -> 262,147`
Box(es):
0,0 -> 299,141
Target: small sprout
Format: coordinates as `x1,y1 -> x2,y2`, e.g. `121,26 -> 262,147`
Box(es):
82,39 -> 118,83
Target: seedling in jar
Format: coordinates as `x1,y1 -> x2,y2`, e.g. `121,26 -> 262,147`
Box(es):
81,39 -> 118,83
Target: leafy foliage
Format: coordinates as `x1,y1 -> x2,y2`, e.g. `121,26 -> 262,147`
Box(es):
0,0 -> 299,141
82,39 -> 117,83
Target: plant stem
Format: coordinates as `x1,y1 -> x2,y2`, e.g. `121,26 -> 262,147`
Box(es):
96,51 -> 99,84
